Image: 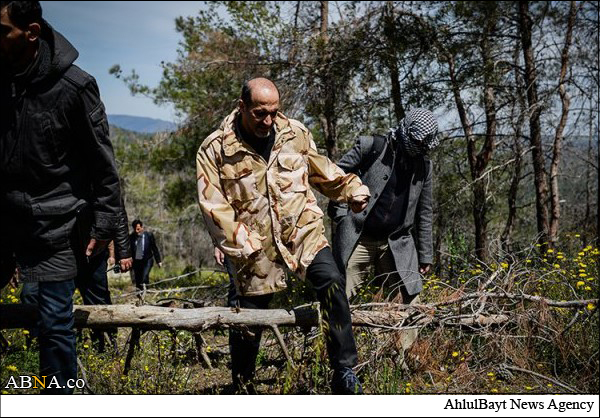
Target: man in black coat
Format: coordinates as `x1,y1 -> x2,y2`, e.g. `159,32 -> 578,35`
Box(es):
0,1 -> 123,393
328,108 -> 439,366
129,219 -> 162,290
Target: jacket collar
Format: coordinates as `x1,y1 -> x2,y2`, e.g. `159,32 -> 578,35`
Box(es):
220,108 -> 296,157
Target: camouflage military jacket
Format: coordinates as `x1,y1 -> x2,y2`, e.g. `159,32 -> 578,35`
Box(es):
196,109 -> 370,296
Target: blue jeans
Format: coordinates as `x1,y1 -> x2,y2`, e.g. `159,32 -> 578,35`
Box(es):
21,279 -> 77,394
23,252 -> 116,353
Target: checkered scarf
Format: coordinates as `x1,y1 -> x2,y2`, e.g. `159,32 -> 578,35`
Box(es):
393,108 -> 439,157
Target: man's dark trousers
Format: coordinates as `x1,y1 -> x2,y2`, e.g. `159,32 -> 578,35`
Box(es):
230,247 -> 357,388
21,279 -> 77,395
75,252 -> 117,352
133,258 -> 154,290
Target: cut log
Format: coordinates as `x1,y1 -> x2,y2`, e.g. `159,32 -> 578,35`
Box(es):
0,303 -> 508,331
0,303 -> 322,331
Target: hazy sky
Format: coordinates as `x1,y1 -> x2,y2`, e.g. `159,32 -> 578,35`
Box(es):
41,1 -> 208,123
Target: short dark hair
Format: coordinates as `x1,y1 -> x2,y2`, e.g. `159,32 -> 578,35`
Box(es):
240,79 -> 280,106
132,219 -> 143,229
0,1 -> 42,30
240,81 -> 253,106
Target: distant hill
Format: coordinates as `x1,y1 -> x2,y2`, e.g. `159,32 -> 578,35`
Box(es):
108,114 -> 177,134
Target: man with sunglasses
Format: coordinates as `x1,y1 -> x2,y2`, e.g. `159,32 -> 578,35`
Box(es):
328,108 -> 439,370
197,77 -> 370,394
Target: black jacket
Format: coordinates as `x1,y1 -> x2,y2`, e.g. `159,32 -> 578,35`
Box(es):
130,231 -> 161,264
0,22 -> 122,278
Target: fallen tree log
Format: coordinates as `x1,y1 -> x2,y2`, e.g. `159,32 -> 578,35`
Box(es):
0,303 -> 509,331
0,303 -> 322,331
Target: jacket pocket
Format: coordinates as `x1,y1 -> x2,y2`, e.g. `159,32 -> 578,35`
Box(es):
27,112 -> 60,168
220,158 -> 258,204
276,153 -> 307,193
89,102 -> 109,139
296,207 -> 324,229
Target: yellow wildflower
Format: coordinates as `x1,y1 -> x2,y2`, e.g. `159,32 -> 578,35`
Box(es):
22,330 -> 29,335
546,249 -> 554,253
6,365 -> 17,372
491,388 -> 498,393
576,281 -> 585,288
452,352 -> 459,357
587,303 -> 596,311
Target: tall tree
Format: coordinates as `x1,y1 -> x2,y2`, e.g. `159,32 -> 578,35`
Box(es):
548,1 -> 578,246
519,0 -> 550,247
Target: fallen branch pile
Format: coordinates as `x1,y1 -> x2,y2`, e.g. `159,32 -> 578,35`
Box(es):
1,292 -> 594,332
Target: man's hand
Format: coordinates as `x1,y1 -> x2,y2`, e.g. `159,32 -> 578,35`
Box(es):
158,262 -> 163,268
419,264 -> 431,275
349,194 -> 369,213
119,257 -> 133,273
86,238 -> 110,258
214,247 -> 225,266
107,256 -> 116,267
8,268 -> 19,289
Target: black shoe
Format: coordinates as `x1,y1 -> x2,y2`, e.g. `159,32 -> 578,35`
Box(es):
331,367 -> 363,394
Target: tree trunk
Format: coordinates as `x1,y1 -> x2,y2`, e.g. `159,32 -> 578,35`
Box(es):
319,1 -> 338,159
320,1 -> 328,37
0,304 -> 321,331
384,1 -> 405,124
585,96 -> 593,236
0,303 -> 512,331
502,32 -> 527,251
474,17 -> 498,262
549,1 -> 577,246
445,53 -> 488,261
519,0 -> 550,247
445,14 -> 497,263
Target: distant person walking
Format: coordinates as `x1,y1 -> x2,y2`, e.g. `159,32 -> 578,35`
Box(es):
129,219 -> 162,289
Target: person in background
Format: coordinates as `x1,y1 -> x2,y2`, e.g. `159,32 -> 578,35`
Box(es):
129,219 -> 162,290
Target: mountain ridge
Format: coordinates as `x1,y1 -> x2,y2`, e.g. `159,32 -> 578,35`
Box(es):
108,114 -> 177,134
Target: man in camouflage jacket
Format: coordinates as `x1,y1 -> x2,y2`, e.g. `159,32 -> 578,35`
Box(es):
197,78 -> 369,394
